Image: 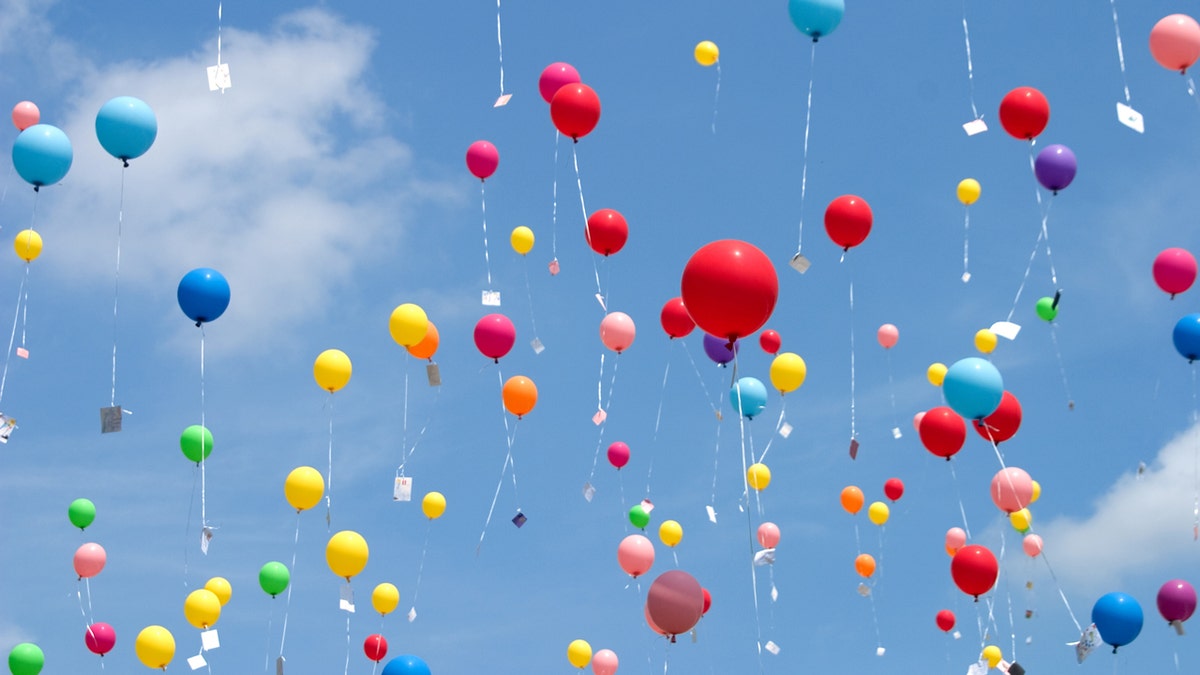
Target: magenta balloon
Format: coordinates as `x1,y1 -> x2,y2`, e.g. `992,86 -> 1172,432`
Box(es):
85,622 -> 116,656
473,313 -> 516,362
73,542 -> 107,578
617,534 -> 654,578
646,570 -> 705,637
591,648 -> 619,675
1034,144 -> 1077,193
606,441 -> 630,469
599,312 -> 636,353
1157,579 -> 1198,623
702,333 -> 738,365
538,62 -> 581,104
1153,248 -> 1198,297
465,140 -> 499,180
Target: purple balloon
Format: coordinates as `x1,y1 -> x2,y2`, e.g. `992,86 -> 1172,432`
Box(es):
703,334 -> 738,365
1034,144 -> 1077,193
1157,579 -> 1197,624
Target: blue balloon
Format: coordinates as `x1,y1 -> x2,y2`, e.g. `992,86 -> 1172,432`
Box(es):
788,0 -> 845,41
730,377 -> 768,419
12,124 -> 73,188
381,655 -> 431,675
942,357 -> 1004,420
1173,313 -> 1200,362
177,268 -> 231,325
95,96 -> 157,162
1092,592 -> 1143,652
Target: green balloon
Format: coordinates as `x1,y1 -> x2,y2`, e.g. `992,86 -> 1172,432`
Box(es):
8,642 -> 44,675
628,504 -> 650,530
180,425 -> 213,464
68,498 -> 96,530
259,561 -> 290,597
1035,296 -> 1057,322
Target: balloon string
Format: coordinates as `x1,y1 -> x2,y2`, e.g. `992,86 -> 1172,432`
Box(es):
480,182 -> 493,288
961,3 -> 981,120
326,393 -> 335,528
796,42 -> 816,253
279,516 -> 300,656
1028,142 -> 1060,287
885,351 -> 900,438
756,406 -> 786,463
199,328 -> 209,543
947,461 -> 972,539
111,165 -> 125,406
0,271 -> 26,405
681,341 -> 720,414
734,351 -> 766,670
342,611 -> 352,675
263,607 -> 274,673
551,131 -> 560,264
644,358 -> 671,496
183,466 -> 199,582
19,265 -> 29,353
397,383 -> 441,474
848,279 -> 857,442
711,61 -> 721,135
1037,546 -> 1082,632
962,206 -> 971,283
402,362 -> 409,458
477,451 -> 510,555
1000,528 -> 1017,661
410,519 -> 432,618
1049,324 -> 1074,410
1192,367 -> 1199,540
1109,0 -> 1132,104
85,577 -> 95,625
216,2 -> 223,66
587,354 -> 608,483
1187,76 -> 1200,112
618,470 -> 627,530
478,367 -> 518,553
522,257 -> 540,342
575,145 -> 605,308
495,0 -> 505,96
707,417 -> 722,515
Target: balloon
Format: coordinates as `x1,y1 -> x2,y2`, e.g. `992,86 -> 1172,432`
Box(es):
406,321 -> 440,360
259,561 -> 290,597
883,478 -> 904,502
867,501 -> 890,526
11,101 -> 38,131
1150,15 -> 1200,73
757,522 -> 781,548
326,530 -> 369,581
951,544 -> 998,600
956,179 -> 981,206
607,441 -> 630,469
8,643 -> 44,675
659,520 -> 683,548
599,311 -> 636,353
74,542 -> 106,579
769,352 -> 807,394
855,553 -> 876,578
998,87 -> 1049,140
586,208 -> 628,256
12,124 -> 72,188
973,391 -> 1022,444
1034,144 -> 1077,193
285,466 -> 325,512
502,375 -> 538,418
381,655 -> 432,675
180,425 -> 213,464
617,534 -> 655,578
1092,592 -> 1143,652
973,329 -> 997,354
85,622 -> 116,656
982,645 -> 1002,669
591,648 -> 619,675
465,140 -> 499,180
177,268 -> 230,325
877,324 -> 899,349
945,527 -> 967,554
913,411 -> 925,431
730,377 -> 768,419
703,333 -> 739,365
1153,248 -> 1198,298
510,226 -> 534,255
927,362 -> 947,386
660,297 -> 695,339
1022,533 -> 1043,557
1030,480 -> 1042,503
68,498 -> 96,530
681,240 -> 778,342
567,639 -> 592,669
840,485 -> 864,515
1157,579 -> 1197,624
824,194 -> 873,250
550,83 -> 601,140
942,357 -> 1004,420
936,609 -> 956,632
1010,508 -> 1032,533
421,491 -> 446,519
694,40 -> 719,66
134,625 -> 175,670
629,504 -> 651,530
364,634 -> 388,663
644,604 -> 668,637
919,407 -> 967,459
759,329 -> 782,354
1175,313 -> 1200,361
96,96 -> 157,162
787,0 -> 845,41
538,62 -> 581,104
205,577 -> 232,606
183,588 -> 221,629
389,303 -> 429,348
990,467 -> 1034,513
474,313 -> 516,362
702,588 -> 712,614
314,348 -> 352,392
646,570 -> 705,637
372,583 -> 400,616
13,229 -> 42,263
1035,296 -> 1058,322
747,462 -> 771,490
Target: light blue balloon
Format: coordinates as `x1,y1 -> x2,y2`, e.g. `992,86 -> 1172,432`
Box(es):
1173,313 -> 1200,362
788,0 -> 845,41
942,357 -> 1003,420
730,377 -> 768,419
95,96 -> 157,162
1091,592 -> 1143,652
381,654 -> 431,675
12,124 -> 73,188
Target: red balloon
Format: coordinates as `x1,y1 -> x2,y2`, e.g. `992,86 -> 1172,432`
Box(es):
759,329 -> 781,355
645,570 -> 705,638
660,297 -> 695,339
951,544 -> 999,600
973,391 -> 1022,444
680,240 -> 778,342
363,634 -> 388,662
824,195 -> 873,250
586,208 -> 628,256
701,588 -> 712,615
550,83 -> 601,140
935,609 -> 956,632
883,477 -> 904,502
85,622 -> 116,656
473,313 -> 516,362
919,407 -> 967,459
999,87 -> 1050,140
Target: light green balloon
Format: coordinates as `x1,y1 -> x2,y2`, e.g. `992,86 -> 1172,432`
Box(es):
259,561 -> 290,597
180,425 -> 213,464
8,642 -> 45,675
68,498 -> 96,530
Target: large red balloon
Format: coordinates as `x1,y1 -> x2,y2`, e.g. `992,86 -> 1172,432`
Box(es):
919,406 -> 967,459
824,195 -> 873,250
973,390 -> 1022,443
586,208 -> 628,256
951,544 -> 998,600
680,240 -> 778,342
645,570 -> 705,639
363,634 -> 388,662
660,297 -> 695,339
999,87 -> 1050,140
550,83 -> 601,140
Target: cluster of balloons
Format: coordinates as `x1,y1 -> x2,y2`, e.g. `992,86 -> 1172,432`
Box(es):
537,61 -> 601,142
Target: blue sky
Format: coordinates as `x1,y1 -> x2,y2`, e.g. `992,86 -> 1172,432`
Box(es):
3,0 -> 1200,672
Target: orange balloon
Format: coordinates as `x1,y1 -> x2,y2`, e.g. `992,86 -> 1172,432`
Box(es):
855,553 -> 876,578
406,321 -> 440,360
840,485 -> 864,515
502,375 -> 538,418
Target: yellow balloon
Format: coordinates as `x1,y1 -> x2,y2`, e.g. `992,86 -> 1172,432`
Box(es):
284,466 -> 325,512
769,352 -> 807,394
389,303 -> 429,348
326,530 -> 369,581
974,329 -> 998,354
204,576 -> 232,606
371,582 -> 400,616
314,349 -> 352,392
658,519 -> 683,547
135,625 -> 175,670
927,362 -> 947,386
747,463 -> 771,491
13,229 -> 42,263
1010,507 -> 1032,533
183,588 -> 221,629
982,645 -> 1002,669
867,501 -> 890,526
510,226 -> 535,255
957,178 -> 981,206
1030,480 -> 1041,503
422,491 -> 447,519
694,40 -> 719,66
567,638 -> 592,669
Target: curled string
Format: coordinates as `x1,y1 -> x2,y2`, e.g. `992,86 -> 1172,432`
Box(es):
1109,0 -> 1132,104
278,516 -> 300,657
961,1 -> 981,120
643,358 -> 672,495
796,42 -> 816,253
711,61 -> 721,134
480,183 -> 493,288
111,166 -> 125,406
494,0 -> 505,96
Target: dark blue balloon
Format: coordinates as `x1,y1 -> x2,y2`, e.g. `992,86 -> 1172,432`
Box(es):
703,333 -> 738,366
1092,592 -> 1143,652
381,654 -> 431,675
1173,313 -> 1200,362
177,268 -> 230,325
95,96 -> 157,162
730,377 -> 768,419
12,124 -> 73,188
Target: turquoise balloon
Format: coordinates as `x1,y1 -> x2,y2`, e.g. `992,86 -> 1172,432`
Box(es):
95,96 -> 157,162
12,124 -> 73,188
788,0 -> 845,41
730,376 -> 768,419
942,357 -> 1003,420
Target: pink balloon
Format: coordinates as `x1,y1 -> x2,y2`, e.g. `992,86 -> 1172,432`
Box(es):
465,140 -> 499,181
945,527 -> 967,551
74,542 -> 107,579
877,323 -> 899,349
1022,533 -> 1043,558
599,312 -> 636,353
473,313 -> 516,362
591,648 -> 619,675
912,410 -> 925,432
646,570 -> 705,638
1150,14 -> 1200,73
990,467 -> 1034,514
539,62 -> 582,104
617,534 -> 654,578
606,441 -> 630,469
11,101 -> 39,131
1153,248 -> 1198,298
85,622 -> 116,656
1157,579 -> 1198,624
644,603 -> 668,636
757,522 -> 780,548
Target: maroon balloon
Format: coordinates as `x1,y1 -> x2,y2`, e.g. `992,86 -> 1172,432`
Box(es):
1157,579 -> 1198,624
759,329 -> 781,355
585,208 -> 628,256
660,297 -> 695,339
703,334 -> 738,366
363,634 -> 388,662
883,477 -> 904,502
919,406 -> 967,459
85,622 -> 116,656
951,544 -> 998,600
680,239 -> 778,343
973,391 -> 1022,444
646,570 -> 705,639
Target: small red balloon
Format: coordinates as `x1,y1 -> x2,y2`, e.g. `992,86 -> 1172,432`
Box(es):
363,634 -> 388,662
680,239 -> 779,342
586,208 -> 628,256
85,622 -> 116,656
550,83 -> 601,140
973,391 -> 1022,444
935,609 -> 956,632
660,297 -> 695,339
759,329 -> 781,355
999,87 -> 1050,140
883,477 -> 904,502
701,588 -> 712,615
919,407 -> 967,459
951,544 -> 999,600
824,195 -> 873,250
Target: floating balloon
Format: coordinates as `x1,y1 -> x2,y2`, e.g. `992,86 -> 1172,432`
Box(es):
956,179 -> 981,206
824,194 -> 873,250
74,542 -> 106,579
12,124 -> 73,188
95,96 -> 157,162
85,622 -> 116,656
646,570 -> 705,637
1092,592 -> 1143,652
702,588 -> 712,614
465,140 -> 499,181
326,530 -> 369,581
951,544 -> 998,600
703,333 -> 738,365
550,83 -> 601,140
372,583 -> 400,616
177,268 -> 230,325
973,329 -> 997,354
927,362 -> 947,386
381,655 -> 432,675
877,324 -> 899,349
840,485 -> 864,515
406,321 -> 440,361
502,375 -> 538,418
421,491 -> 446,519
942,357 -> 1004,420
205,577 -> 232,606
183,588 -> 221,629
982,645 -> 1002,669
883,478 -> 904,502
180,425 -> 213,464
1175,313 -> 1200,361
1030,480 -> 1042,503
936,609 -> 956,632
1011,508 -> 1033,533
855,553 -> 876,578
607,441 -> 630,469
945,527 -> 967,555
759,329 -> 781,354
659,520 -> 683,548
11,101 -> 38,131
538,62 -> 581,104
617,533 -> 655,578
284,466 -> 324,512
867,501 -> 889,526
567,639 -> 592,669
586,208 -> 628,256
769,352 -> 807,394
134,625 -> 175,670
68,498 -> 96,530
1157,579 -> 1197,625
973,391 -> 1022,444
998,86 -> 1050,140
13,229 -> 42,263
747,462 -> 771,490
1150,15 -> 1200,73
919,407 -> 967,459
694,40 -> 719,66
1035,296 -> 1058,322
757,522 -> 781,548
474,313 -> 516,362
681,239 -> 778,342
788,0 -> 845,41
1022,533 -> 1043,557
259,561 -> 290,597
591,648 -> 619,675
629,504 -> 651,530
660,297 -> 695,339
1034,144 -> 1077,193
314,349 -> 352,392
364,634 -> 388,663
991,467 -> 1034,513
1153,248 -> 1197,298
8,643 -> 43,675
389,303 -> 429,348
599,311 -> 636,353
510,226 -> 534,255
730,377 -> 768,419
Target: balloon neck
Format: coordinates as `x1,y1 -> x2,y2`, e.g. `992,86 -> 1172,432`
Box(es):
195,320 -> 203,328
572,137 -> 579,144
1112,646 -> 1118,654
1171,293 -> 1177,300
973,595 -> 979,602
32,185 -> 40,193
122,159 -> 130,168
669,634 -> 678,643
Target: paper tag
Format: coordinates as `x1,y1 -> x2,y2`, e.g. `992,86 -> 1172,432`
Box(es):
691,628 -> 698,644
952,630 -> 961,640
876,646 -> 886,657
188,654 -> 207,670
966,660 -> 988,675
770,584 -> 778,602
891,427 -> 902,440
200,526 -> 212,554
857,583 -> 871,597
753,548 -> 775,566
779,422 -> 793,438
512,511 -> 527,528
1173,619 -> 1186,636
990,321 -> 1021,340
548,259 -> 560,276
481,290 -> 501,306
493,93 -> 512,107
207,63 -> 232,91
592,409 -> 607,425
407,607 -> 417,622
100,406 -> 122,433
1071,623 -> 1101,663
1116,102 -> 1144,133
639,499 -> 654,514
582,482 -> 595,502
276,655 -> 285,675
848,438 -> 859,460
394,476 -> 413,502
764,641 -> 780,655
706,505 -> 717,523
788,252 -> 811,274
963,118 -> 988,135
0,414 -> 14,443
530,337 -> 544,354
426,363 -> 441,386
961,272 -> 971,283
339,583 -> 355,612
16,347 -> 28,359
201,629 -> 220,651
595,293 -> 607,311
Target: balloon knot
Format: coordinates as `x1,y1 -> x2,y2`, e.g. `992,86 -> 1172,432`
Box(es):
573,137 -> 579,144
195,320 -> 203,328
122,159 -> 130,168
32,185 -> 40,193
